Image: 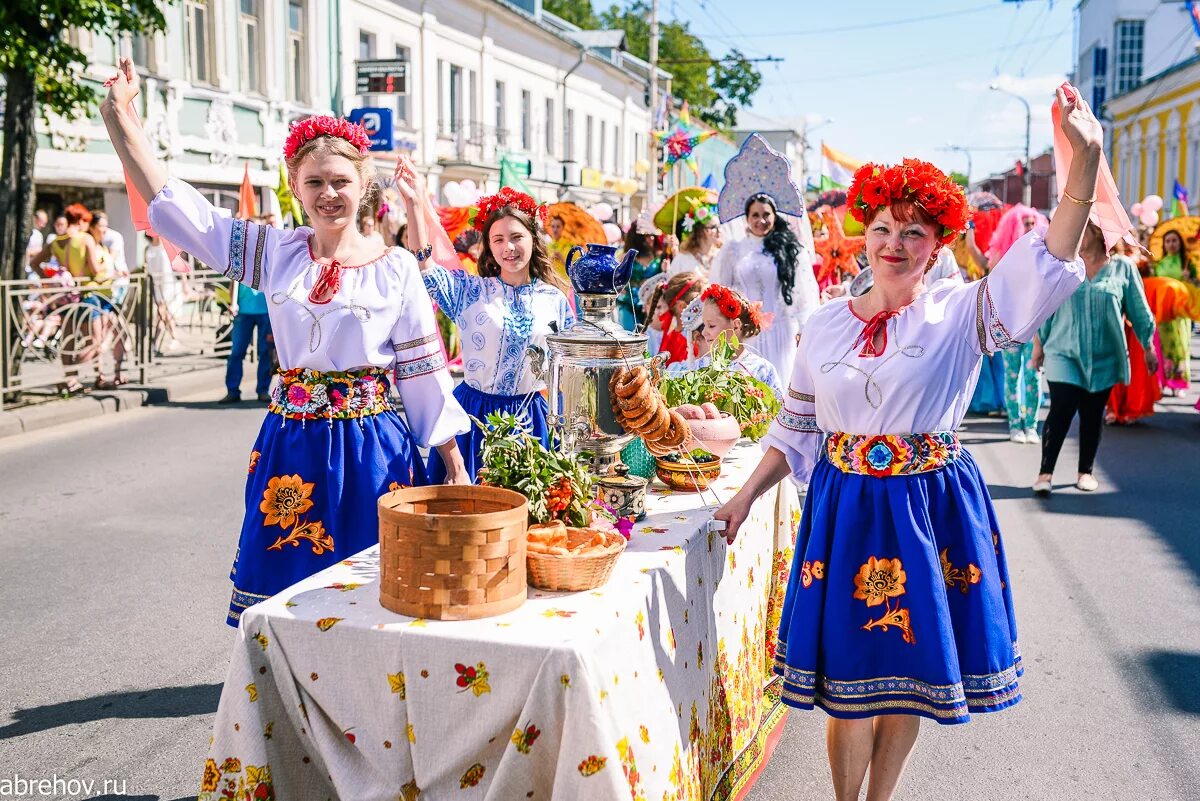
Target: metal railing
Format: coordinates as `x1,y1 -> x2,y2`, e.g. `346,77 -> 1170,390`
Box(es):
1,268 -> 244,410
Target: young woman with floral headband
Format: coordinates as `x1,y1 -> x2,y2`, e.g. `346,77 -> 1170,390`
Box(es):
666,284 -> 782,397
666,201 -> 724,278
715,85 -> 1105,801
396,159 -> 575,482
99,59 -> 471,626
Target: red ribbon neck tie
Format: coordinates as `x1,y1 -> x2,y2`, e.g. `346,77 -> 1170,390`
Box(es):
856,310 -> 898,357
308,259 -> 343,305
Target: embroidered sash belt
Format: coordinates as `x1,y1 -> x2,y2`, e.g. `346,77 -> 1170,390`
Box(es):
825,431 -> 960,477
270,367 -> 392,421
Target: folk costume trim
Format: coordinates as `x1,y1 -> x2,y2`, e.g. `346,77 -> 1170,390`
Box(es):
268,367 -> 392,421
825,431 -> 960,477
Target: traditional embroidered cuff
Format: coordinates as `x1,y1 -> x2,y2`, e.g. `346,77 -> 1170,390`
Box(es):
776,408 -> 820,434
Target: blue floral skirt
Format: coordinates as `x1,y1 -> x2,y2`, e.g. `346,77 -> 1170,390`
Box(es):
227,369 -> 426,627
774,432 -> 1022,725
426,383 -> 550,483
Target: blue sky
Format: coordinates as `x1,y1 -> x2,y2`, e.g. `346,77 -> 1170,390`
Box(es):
661,0 -> 1076,181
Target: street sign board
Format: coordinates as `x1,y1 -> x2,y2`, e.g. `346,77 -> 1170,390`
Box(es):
355,60 -> 408,95
348,107 -> 394,151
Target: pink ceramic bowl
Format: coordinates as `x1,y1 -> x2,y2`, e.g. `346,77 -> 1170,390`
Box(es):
681,412 -> 741,459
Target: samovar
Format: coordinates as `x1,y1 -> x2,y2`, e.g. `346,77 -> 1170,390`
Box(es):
528,243 -> 644,476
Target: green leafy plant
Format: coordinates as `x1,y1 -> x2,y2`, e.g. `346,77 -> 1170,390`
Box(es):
477,412 -> 595,526
657,332 -> 782,441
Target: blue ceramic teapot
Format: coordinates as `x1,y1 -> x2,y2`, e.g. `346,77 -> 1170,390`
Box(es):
564,243 -> 637,295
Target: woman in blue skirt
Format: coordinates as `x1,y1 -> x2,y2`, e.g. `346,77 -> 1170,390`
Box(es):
396,159 -> 575,481
715,85 -> 1106,801
101,59 -> 471,626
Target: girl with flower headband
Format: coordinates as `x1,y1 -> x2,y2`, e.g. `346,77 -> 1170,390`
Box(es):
99,59 -> 471,627
395,157 -> 575,482
666,284 -> 783,398
716,86 -> 1109,800
645,271 -> 706,366
662,197 -> 724,278
710,193 -> 820,390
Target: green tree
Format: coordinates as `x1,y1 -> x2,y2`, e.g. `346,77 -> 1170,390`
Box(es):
546,1 -> 761,130
950,171 -> 969,188
0,1 -> 170,282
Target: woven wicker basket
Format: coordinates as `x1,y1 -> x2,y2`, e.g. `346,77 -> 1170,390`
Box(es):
526,532 -> 627,592
378,485 -> 529,620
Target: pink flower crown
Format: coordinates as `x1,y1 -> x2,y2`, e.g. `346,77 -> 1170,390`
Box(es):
470,187 -> 548,231
283,116 -> 372,160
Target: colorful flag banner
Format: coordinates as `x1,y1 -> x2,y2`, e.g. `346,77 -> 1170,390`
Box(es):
237,163 -> 258,220
1187,0 -> 1200,38
1173,179 -> 1190,217
499,154 -> 533,194
819,143 -> 862,190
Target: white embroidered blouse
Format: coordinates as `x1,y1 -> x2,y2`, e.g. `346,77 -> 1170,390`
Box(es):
421,265 -> 575,396
148,178 -> 470,448
763,233 -> 1085,484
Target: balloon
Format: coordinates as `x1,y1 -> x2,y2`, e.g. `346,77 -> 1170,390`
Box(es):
1143,194 -> 1164,212
442,181 -> 465,207
1130,202 -> 1143,217
1139,210 -> 1159,227
602,222 -> 622,244
634,159 -> 651,177
588,202 -> 614,222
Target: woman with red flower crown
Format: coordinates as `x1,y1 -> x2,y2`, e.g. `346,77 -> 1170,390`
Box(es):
99,59 -> 471,626
715,85 -> 1107,801
394,157 -> 575,482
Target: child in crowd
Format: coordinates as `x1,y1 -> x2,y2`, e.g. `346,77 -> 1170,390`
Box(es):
646,271 -> 705,366
666,283 -> 782,397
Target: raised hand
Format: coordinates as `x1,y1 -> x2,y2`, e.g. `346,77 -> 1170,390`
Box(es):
103,57 -> 141,113
393,155 -> 425,204
1056,83 -> 1103,155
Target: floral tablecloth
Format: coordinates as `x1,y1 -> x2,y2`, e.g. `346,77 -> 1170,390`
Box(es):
199,442 -> 801,801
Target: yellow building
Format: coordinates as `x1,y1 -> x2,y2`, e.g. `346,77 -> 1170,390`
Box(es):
1107,55 -> 1200,204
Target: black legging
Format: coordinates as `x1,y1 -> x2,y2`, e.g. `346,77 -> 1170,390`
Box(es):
1039,381 -> 1114,475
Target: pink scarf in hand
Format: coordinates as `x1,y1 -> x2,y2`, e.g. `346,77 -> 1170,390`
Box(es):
1050,84 -> 1137,252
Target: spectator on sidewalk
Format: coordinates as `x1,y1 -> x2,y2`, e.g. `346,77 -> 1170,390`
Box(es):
145,232 -> 182,353
25,209 -> 48,270
219,281 -> 274,404
1032,221 -> 1156,496
93,211 -> 131,305
46,214 -> 68,247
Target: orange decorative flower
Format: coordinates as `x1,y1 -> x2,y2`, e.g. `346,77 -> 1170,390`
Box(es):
266,519 -> 334,555
460,763 -> 486,788
260,475 -> 315,528
200,758 -> 221,792
863,598 -> 917,644
248,451 -> 260,474
578,755 -> 608,776
853,556 -> 907,607
940,547 -> 982,594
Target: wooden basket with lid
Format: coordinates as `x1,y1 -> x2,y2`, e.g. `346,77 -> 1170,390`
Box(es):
378,485 -> 529,620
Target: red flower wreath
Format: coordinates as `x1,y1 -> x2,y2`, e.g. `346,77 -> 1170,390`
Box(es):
470,187 -> 548,231
846,158 -> 970,245
701,284 -> 767,330
283,116 -> 372,160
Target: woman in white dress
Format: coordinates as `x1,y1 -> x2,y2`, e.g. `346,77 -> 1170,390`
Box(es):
715,86 -> 1104,801
711,192 -> 820,388
100,58 -> 470,626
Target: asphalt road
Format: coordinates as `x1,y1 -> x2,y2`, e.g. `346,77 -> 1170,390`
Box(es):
1,379 -> 1197,801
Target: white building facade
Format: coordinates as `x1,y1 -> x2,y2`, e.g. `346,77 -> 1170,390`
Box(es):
338,0 -> 658,211
38,0 -> 336,248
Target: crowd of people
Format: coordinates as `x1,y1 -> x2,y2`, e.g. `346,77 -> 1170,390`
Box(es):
83,53 -> 1196,801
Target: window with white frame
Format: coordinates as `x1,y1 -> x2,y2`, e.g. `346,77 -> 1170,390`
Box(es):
239,0 -> 263,93
185,0 -> 213,85
287,0 -> 307,103
125,29 -> 156,74
1113,19 -> 1143,95
450,65 -> 464,133
545,98 -> 556,156
614,124 -> 621,175
496,81 -> 507,146
469,70 -> 477,126
585,114 -> 594,166
599,120 -> 607,172
395,45 -> 411,123
565,108 -> 575,162
521,90 -> 532,151
437,59 -> 445,133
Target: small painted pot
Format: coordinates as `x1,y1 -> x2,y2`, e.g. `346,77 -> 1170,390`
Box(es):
597,464 -> 647,521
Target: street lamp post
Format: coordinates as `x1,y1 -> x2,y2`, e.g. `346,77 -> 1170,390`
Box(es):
990,84 -> 1032,206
